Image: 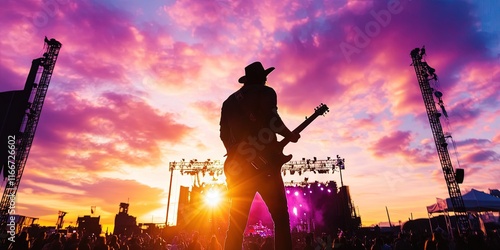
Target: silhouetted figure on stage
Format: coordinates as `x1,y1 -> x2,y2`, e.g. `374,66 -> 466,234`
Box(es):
220,61 -> 300,250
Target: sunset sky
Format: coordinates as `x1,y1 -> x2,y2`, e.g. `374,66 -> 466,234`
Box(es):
1,0 -> 499,232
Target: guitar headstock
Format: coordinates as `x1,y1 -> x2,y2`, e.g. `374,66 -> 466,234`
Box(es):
314,103 -> 329,116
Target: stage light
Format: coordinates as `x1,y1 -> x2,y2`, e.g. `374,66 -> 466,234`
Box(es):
204,188 -> 221,207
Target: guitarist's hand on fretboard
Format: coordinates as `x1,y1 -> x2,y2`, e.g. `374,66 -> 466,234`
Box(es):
288,131 -> 300,143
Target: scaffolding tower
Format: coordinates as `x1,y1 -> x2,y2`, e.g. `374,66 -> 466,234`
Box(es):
0,37 -> 62,231
410,47 -> 469,234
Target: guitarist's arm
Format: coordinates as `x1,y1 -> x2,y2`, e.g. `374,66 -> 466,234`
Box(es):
260,87 -> 300,143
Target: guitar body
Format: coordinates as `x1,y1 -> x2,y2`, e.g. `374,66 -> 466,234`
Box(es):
224,103 -> 329,179
224,140 -> 292,178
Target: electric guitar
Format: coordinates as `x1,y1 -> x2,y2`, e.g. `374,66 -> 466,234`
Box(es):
224,103 -> 329,177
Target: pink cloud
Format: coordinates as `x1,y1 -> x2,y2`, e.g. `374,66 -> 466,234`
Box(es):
370,130 -> 412,157
28,92 -> 192,173
191,100 -> 221,123
493,133 -> 500,144
369,130 -> 434,164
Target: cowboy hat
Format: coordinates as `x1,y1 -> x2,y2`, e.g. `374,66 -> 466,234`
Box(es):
238,61 -> 275,84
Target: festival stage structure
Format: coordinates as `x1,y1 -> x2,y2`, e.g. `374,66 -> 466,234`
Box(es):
166,157 -> 361,236
0,37 -> 62,234
114,202 -> 140,236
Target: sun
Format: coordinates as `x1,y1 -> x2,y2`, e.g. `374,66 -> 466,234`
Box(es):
204,188 -> 222,207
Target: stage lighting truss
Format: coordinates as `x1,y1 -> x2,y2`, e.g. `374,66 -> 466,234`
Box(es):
169,159 -> 224,176
284,180 -> 337,190
281,156 -> 345,176
168,155 -> 345,177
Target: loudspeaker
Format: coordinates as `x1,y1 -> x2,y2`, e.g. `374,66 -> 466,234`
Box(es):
455,168 -> 464,184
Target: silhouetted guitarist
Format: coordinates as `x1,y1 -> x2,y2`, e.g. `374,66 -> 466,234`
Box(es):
220,61 -> 300,250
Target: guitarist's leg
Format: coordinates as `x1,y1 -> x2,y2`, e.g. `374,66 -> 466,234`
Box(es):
259,175 -> 293,250
224,179 -> 256,250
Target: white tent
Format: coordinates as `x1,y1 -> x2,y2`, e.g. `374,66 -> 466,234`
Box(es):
427,189 -> 500,213
426,189 -> 500,236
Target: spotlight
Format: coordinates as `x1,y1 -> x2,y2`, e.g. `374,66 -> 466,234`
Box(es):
204,188 -> 221,207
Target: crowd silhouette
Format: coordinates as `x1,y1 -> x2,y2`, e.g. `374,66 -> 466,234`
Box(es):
3,226 -> 500,250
